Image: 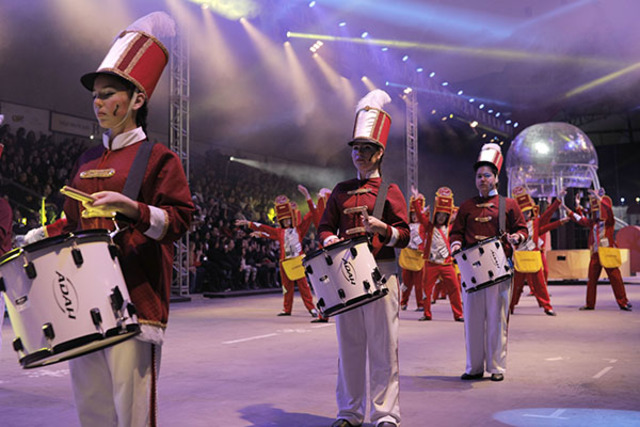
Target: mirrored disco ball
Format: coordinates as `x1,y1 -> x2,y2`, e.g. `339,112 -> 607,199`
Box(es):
506,122 -> 599,198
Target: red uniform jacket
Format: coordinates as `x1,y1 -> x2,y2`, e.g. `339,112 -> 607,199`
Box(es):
450,194 -> 527,258
249,212 -> 312,260
63,138 -> 194,329
317,177 -> 410,260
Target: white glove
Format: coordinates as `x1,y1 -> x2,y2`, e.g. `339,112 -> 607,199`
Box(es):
23,227 -> 47,245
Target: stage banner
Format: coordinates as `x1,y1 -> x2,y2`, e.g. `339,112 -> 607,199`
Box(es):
50,112 -> 97,138
0,102 -> 50,136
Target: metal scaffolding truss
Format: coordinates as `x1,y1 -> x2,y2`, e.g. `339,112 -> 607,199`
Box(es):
403,89 -> 418,199
169,30 -> 190,296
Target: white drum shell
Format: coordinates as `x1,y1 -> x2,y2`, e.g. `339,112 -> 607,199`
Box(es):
303,237 -> 387,317
454,237 -> 512,293
0,231 -> 138,368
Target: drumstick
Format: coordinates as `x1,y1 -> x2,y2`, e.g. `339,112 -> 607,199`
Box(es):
60,186 -> 95,204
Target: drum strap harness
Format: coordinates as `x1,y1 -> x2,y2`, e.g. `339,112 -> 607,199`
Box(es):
116,140 -> 154,224
498,195 -> 506,237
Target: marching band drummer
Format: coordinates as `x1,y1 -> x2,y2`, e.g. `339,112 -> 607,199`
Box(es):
56,13 -> 193,426
449,143 -> 527,382
317,89 -> 409,427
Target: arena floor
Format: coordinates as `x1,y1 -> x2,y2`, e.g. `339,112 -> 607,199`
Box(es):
1,283 -> 639,427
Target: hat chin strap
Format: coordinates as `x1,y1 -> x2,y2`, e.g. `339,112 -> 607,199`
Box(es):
107,91 -> 140,140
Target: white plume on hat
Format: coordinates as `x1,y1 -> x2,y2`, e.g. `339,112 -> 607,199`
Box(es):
356,89 -> 391,113
126,11 -> 176,39
480,142 -> 502,153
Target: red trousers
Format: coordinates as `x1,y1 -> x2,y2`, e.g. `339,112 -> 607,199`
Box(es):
280,269 -> 315,314
585,252 -> 629,309
401,268 -> 424,309
510,269 -> 553,312
422,263 -> 463,319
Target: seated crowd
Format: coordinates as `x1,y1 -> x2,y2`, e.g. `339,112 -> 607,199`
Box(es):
0,125 -> 319,293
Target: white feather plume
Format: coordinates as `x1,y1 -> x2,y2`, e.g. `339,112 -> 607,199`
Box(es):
481,142 -> 502,154
126,11 -> 176,39
355,89 -> 391,113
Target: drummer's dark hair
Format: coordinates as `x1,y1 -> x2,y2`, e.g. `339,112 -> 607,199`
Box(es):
118,77 -> 149,135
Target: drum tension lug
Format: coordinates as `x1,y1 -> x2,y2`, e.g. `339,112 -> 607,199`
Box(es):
42,323 -> 55,340
324,254 -> 333,266
72,248 -> 84,267
24,262 -> 37,279
478,247 -> 485,256
305,265 -> 314,275
363,280 -> 371,291
350,247 -> 358,257
13,337 -> 24,352
127,303 -> 137,317
90,308 -> 103,326
317,298 -> 325,308
338,289 -> 346,299
110,286 -> 125,313
108,244 -> 120,260
372,267 -> 382,283
488,271 -> 494,278
0,277 -> 5,292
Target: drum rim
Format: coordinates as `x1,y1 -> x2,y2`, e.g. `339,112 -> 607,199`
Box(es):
304,235 -> 370,262
1,229 -> 113,264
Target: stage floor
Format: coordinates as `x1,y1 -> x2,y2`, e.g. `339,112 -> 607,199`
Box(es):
1,284 -> 639,427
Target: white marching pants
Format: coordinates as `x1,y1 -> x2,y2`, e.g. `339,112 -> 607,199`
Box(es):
70,337 -> 161,427
462,277 -> 512,375
335,260 -> 401,426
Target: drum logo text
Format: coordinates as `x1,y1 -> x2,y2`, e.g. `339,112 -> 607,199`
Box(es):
340,260 -> 357,286
53,271 -> 78,319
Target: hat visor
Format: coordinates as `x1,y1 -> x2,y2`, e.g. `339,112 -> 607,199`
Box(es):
348,138 -> 385,150
473,160 -> 498,173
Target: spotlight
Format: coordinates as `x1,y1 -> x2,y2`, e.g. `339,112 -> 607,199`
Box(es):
488,109 -> 494,113
469,98 -> 475,102
308,1 -> 316,7
385,81 -> 390,86
429,72 -> 436,78
416,67 -> 424,72
457,90 -> 464,95
495,112 -> 500,117
230,156 -> 235,161
636,197 -> 640,203
441,81 -> 449,86
470,120 -> 479,128
514,122 -> 519,128
402,55 -> 409,62
338,21 -> 346,27
381,47 -> 388,51
361,31 -> 369,38
506,120 -> 512,124
621,197 -> 625,204
479,104 -> 485,109
403,87 -> 413,94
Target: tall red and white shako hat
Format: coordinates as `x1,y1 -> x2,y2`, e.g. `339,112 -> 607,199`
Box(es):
274,195 -> 294,224
349,89 -> 392,150
80,11 -> 176,99
434,187 -> 454,223
474,143 -> 504,174
512,186 -> 535,213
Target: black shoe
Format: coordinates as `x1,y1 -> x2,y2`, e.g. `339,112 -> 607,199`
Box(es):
331,419 -> 359,427
400,304 -> 407,311
544,309 -> 557,316
277,311 -> 291,316
579,306 -> 594,311
620,304 -> 633,311
460,372 -> 483,380
491,373 -> 504,382
454,317 -> 464,322
418,315 -> 432,321
415,307 -> 423,312
311,318 -> 328,323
